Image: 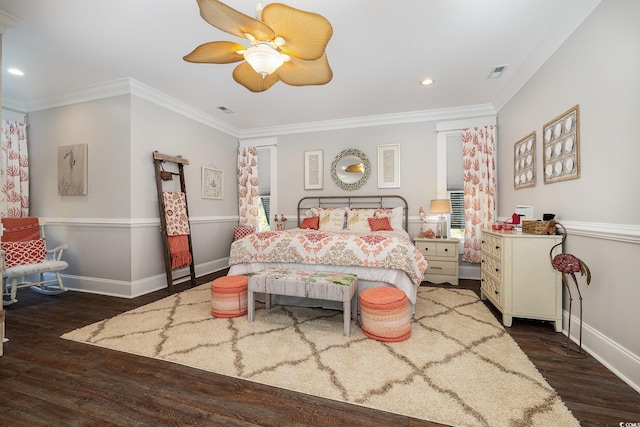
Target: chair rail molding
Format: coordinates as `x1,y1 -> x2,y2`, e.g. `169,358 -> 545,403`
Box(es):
495,218 -> 640,245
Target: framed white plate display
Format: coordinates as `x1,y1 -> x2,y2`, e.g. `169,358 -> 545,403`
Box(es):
377,144 -> 400,188
202,166 -> 223,199
543,105 -> 580,184
513,132 -> 536,189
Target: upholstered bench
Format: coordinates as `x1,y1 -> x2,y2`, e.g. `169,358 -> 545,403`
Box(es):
359,287 -> 411,342
210,275 -> 248,318
247,268 -> 358,337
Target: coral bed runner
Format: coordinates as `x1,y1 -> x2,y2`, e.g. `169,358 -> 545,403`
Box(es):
62,286 -> 579,426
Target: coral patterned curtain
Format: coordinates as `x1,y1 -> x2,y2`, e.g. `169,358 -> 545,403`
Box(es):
237,146 -> 260,227
1,120 -> 30,217
462,126 -> 496,263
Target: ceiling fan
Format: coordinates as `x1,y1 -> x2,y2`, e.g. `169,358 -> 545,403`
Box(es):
184,0 -> 333,92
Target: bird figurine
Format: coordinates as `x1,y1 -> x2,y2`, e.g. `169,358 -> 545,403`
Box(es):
545,220 -> 591,355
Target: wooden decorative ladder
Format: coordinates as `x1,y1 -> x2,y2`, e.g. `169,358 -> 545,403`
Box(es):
153,151 -> 196,290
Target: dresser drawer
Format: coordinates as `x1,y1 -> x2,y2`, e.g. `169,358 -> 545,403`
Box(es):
482,233 -> 503,258
415,240 -> 457,259
481,274 -> 503,306
481,255 -> 502,280
426,260 -> 457,276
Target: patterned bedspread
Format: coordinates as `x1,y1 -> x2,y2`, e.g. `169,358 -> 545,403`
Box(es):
229,229 -> 428,286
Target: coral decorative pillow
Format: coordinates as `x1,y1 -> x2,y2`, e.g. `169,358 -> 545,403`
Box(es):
2,238 -> 47,268
300,216 -> 320,230
368,217 -> 393,231
374,207 -> 403,230
234,226 -> 255,241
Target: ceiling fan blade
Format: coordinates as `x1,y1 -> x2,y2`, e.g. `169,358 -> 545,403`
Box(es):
183,41 -> 245,63
233,61 -> 280,92
196,0 -> 275,41
261,3 -> 332,61
276,53 -> 333,86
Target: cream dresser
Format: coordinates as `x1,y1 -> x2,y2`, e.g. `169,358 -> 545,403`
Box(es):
481,229 -> 563,332
414,237 -> 459,285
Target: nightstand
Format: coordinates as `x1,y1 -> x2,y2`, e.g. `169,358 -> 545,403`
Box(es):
413,237 -> 459,285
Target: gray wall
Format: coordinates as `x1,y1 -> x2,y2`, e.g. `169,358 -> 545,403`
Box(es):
276,121 -> 438,238
26,94 -> 239,297
497,0 -> 640,390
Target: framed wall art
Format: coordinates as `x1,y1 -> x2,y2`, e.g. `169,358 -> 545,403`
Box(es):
543,104 -> 580,184
202,165 -> 223,199
304,149 -> 323,190
514,132 -> 536,189
377,144 -> 400,188
58,143 -> 88,196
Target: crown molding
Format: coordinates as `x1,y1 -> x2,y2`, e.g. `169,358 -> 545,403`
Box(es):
0,9 -> 22,34
21,77 -> 241,137
24,78 -> 132,112
127,79 -> 239,137
238,104 -> 497,139
13,76 -> 496,138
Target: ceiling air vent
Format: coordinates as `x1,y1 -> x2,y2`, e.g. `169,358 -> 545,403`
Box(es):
488,65 -> 508,79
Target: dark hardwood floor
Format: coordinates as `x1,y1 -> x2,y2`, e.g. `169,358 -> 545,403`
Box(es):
0,273 -> 638,426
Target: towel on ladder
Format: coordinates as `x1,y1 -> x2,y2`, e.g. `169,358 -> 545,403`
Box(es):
162,192 -> 192,269
1,217 -> 40,242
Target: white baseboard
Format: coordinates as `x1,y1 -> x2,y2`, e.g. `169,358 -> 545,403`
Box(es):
562,309 -> 640,394
459,263 -> 481,280
58,257 -> 230,298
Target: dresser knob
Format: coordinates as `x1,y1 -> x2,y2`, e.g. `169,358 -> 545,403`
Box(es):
495,246 -> 501,250
444,248 -> 448,252
495,268 -> 500,273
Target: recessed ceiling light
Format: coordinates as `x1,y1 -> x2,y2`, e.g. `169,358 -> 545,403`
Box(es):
420,78 -> 435,86
7,68 -> 24,76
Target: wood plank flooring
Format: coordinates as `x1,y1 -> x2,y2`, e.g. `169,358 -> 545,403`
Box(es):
0,274 -> 638,426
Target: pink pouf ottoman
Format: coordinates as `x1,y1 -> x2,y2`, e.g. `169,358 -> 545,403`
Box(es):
359,287 -> 411,342
210,275 -> 248,318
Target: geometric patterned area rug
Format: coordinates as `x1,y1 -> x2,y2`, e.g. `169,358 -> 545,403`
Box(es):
62,285 -> 579,426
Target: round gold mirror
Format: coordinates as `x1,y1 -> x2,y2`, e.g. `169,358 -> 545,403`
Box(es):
331,148 -> 371,190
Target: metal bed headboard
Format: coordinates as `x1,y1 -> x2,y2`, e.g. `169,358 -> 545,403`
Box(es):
297,195 -> 409,232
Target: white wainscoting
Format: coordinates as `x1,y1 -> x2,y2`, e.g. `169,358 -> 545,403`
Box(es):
43,215 -> 238,297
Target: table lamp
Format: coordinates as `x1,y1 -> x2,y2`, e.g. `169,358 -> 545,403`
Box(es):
430,199 -> 451,239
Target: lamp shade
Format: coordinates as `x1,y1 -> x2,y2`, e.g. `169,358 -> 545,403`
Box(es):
429,199 -> 451,215
244,43 -> 286,77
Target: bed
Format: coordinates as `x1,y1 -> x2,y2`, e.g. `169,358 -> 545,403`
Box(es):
228,195 -> 428,313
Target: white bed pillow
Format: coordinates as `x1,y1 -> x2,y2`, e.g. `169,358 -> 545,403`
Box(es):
374,207 -> 403,231
346,208 -> 376,232
317,208 -> 346,231
304,207 -> 320,218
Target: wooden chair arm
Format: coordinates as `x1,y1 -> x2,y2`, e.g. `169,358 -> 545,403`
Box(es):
46,244 -> 68,261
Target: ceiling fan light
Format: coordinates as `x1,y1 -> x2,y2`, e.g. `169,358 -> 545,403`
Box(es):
244,43 -> 286,77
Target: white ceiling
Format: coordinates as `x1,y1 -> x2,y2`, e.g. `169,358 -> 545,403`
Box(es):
0,0 -> 600,133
